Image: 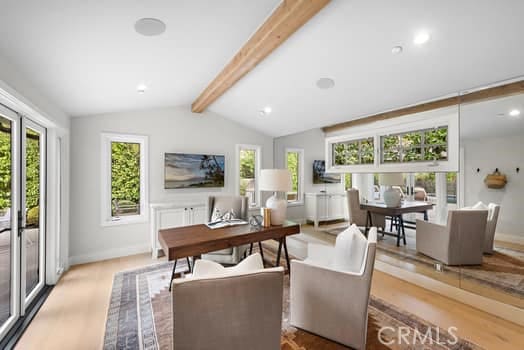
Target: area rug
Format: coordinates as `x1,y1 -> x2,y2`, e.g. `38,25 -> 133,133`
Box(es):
324,226 -> 524,304
103,257 -> 482,349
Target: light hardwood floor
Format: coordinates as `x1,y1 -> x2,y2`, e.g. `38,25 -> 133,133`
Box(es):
16,253 -> 524,350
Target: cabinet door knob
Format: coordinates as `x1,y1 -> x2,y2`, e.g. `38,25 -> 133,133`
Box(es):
184,208 -> 187,211
190,207 -> 193,210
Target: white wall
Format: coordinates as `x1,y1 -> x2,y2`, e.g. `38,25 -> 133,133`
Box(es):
274,128 -> 344,221
69,106 -> 273,264
463,134 -> 523,238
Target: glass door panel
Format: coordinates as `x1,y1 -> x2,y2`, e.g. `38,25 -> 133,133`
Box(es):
0,109 -> 19,340
22,121 -> 45,305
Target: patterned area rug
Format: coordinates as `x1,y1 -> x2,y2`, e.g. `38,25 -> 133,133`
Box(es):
325,226 -> 524,306
103,257 -> 483,349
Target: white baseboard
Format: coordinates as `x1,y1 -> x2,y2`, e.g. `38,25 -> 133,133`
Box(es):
495,233 -> 524,245
375,260 -> 524,326
69,243 -> 150,266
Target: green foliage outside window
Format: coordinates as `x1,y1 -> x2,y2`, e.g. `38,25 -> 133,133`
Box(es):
286,152 -> 299,201
333,137 -> 374,166
344,173 -> 352,190
382,126 -> 448,163
239,149 -> 255,197
0,118 -> 12,212
111,142 -> 140,216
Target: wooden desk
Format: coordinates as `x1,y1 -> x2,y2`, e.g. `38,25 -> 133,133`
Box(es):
360,201 -> 434,246
159,221 -> 300,290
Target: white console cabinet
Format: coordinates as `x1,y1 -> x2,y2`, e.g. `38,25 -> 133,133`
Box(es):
305,193 -> 347,228
150,202 -> 207,258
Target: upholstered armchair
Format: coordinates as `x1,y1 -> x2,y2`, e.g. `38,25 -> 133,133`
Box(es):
290,225 -> 378,350
201,195 -> 250,264
484,203 -> 500,254
347,188 -> 386,230
416,209 -> 488,265
172,254 -> 284,350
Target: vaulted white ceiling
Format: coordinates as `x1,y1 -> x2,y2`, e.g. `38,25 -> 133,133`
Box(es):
0,0 -> 523,137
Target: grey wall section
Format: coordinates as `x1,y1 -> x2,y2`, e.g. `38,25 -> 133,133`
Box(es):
70,106 -> 274,263
463,134 -> 523,238
274,128 -> 344,221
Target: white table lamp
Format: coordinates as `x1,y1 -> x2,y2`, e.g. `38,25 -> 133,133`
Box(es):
379,173 -> 404,207
259,169 -> 292,225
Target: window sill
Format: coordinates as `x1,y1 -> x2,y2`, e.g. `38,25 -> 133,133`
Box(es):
101,215 -> 149,227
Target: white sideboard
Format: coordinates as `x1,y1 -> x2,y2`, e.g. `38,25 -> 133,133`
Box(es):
150,202 -> 207,258
304,193 -> 347,228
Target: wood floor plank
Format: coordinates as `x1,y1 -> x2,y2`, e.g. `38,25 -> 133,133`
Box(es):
15,253 -> 523,350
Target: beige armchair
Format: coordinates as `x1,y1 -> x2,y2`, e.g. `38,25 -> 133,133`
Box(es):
416,209 -> 488,265
201,195 -> 250,264
484,203 -> 500,254
172,254 -> 284,350
347,188 -> 386,230
290,225 -> 378,350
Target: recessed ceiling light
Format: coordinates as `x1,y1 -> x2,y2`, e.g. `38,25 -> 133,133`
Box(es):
316,77 -> 335,89
263,106 -> 272,114
137,83 -> 147,94
509,109 -> 521,117
391,46 -> 403,54
413,31 -> 430,45
135,18 -> 166,36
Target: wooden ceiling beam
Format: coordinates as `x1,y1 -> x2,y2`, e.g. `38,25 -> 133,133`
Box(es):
322,80 -> 524,134
191,0 -> 331,113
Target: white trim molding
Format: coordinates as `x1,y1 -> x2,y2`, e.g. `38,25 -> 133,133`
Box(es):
100,132 -> 149,226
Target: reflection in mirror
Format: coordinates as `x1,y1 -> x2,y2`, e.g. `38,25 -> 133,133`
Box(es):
459,92 -> 524,309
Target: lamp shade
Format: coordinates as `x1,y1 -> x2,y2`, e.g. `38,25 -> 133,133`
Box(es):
379,173 -> 404,186
259,169 -> 292,192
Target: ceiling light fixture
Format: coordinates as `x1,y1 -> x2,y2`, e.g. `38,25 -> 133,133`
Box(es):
509,109 -> 521,117
316,77 -> 335,89
137,83 -> 147,94
135,18 -> 166,36
263,106 -> 272,114
413,31 -> 430,45
391,46 -> 403,54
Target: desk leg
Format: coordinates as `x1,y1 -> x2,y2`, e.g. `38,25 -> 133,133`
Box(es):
249,243 -> 253,255
276,238 -> 283,268
186,257 -> 191,273
283,238 -> 291,274
169,259 -> 178,292
424,210 -> 428,221
365,211 -> 372,237
258,241 -> 265,261
396,215 -> 402,247
400,216 -> 407,245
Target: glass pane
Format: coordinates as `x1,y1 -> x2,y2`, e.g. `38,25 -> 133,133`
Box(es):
111,142 -> 141,217
239,149 -> 256,206
403,147 -> 423,162
0,116 -> 12,324
446,172 -> 457,206
344,173 -> 352,190
360,138 -> 374,164
381,135 -> 400,163
25,128 -> 40,296
286,152 -> 299,202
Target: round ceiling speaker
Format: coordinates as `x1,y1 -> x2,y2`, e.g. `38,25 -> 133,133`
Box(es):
135,18 -> 166,36
316,77 -> 335,90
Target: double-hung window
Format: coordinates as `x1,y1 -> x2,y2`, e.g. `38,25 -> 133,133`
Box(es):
101,133 -> 148,225
285,148 -> 304,204
236,144 -> 261,208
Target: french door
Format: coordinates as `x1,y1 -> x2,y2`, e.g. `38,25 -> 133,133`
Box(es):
0,106 -> 46,341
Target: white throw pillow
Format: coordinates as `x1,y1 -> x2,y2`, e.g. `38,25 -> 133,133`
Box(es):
334,224 -> 367,273
192,253 -> 263,278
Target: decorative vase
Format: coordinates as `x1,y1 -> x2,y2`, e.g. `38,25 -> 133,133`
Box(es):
266,193 -> 287,225
383,187 -> 401,207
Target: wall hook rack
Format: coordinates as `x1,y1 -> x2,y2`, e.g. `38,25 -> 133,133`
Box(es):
476,168 -> 480,173
517,167 -> 520,174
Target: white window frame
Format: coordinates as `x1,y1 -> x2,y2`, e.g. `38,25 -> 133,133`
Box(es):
325,107 -> 459,173
101,133 -> 149,226
285,148 -> 304,206
236,144 -> 261,209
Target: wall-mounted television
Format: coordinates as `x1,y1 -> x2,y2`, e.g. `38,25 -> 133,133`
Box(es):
313,160 -> 341,184
165,153 -> 225,189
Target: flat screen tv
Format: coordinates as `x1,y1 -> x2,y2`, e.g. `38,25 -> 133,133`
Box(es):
165,153 -> 225,189
313,160 -> 341,184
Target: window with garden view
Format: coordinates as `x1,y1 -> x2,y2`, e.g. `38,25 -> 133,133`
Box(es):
238,145 -> 260,208
332,137 -> 374,166
286,149 -> 303,203
381,126 -> 448,163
